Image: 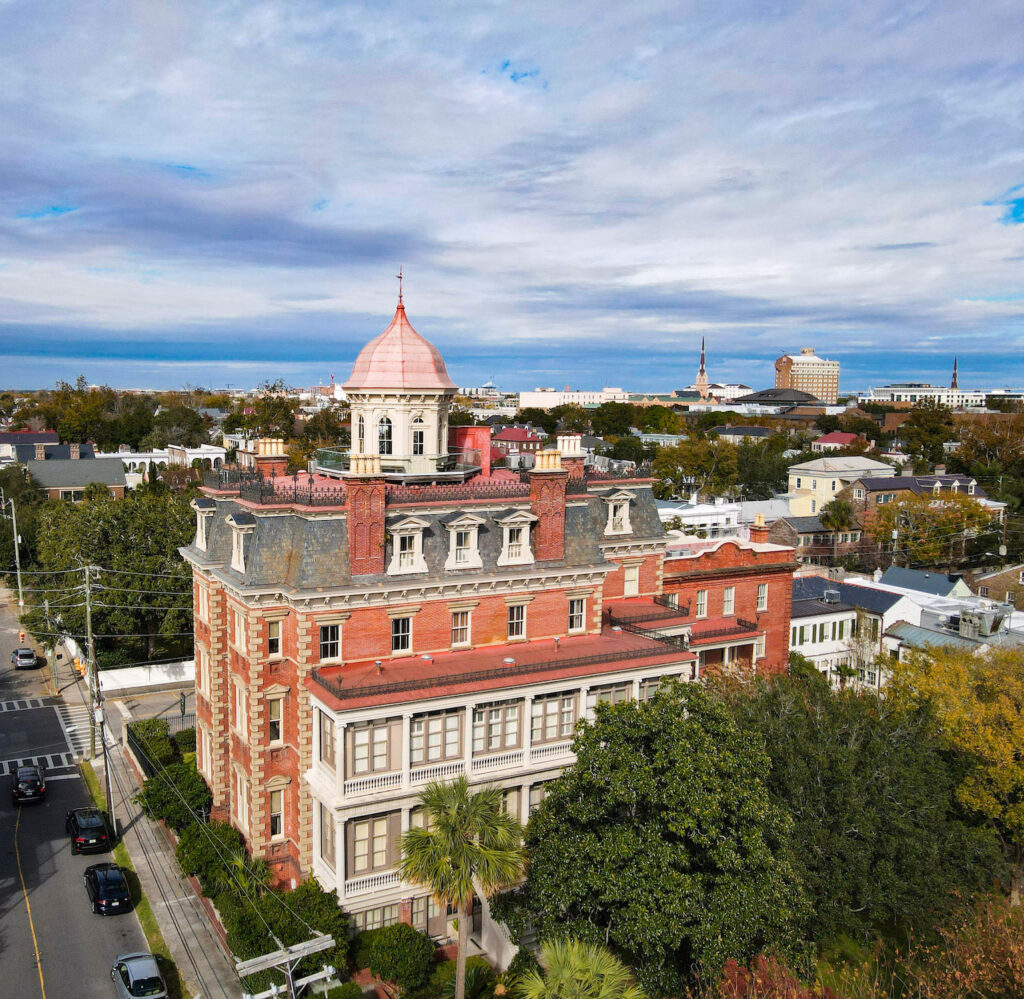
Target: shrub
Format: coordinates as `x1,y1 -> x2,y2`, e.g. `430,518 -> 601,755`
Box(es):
128,718 -> 178,769
352,927 -> 386,971
175,820 -> 246,895
135,760 -> 211,832
365,923 -> 435,994
174,726 -> 196,753
502,948 -> 540,986
326,983 -> 364,999
432,957 -> 495,999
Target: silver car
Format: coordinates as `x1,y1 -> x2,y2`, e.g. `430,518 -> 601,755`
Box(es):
110,953 -> 167,998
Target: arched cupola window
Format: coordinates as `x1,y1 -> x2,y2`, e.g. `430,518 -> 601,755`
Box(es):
356,415 -> 365,452
412,416 -> 425,456
378,417 -> 393,456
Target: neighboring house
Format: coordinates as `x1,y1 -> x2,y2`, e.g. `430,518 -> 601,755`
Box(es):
768,515 -> 863,566
707,425 -> 774,444
786,456 -> 895,516
790,575 -> 919,687
878,566 -> 973,599
491,427 -> 544,455
811,431 -> 862,452
0,430 -> 58,462
23,457 -> 127,500
660,521 -> 796,673
969,563 -> 1024,610
657,495 -> 740,537
97,444 -> 227,474
839,474 -> 1004,522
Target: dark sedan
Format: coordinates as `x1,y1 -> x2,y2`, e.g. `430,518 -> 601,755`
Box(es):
11,764 -> 46,804
84,862 -> 132,914
66,806 -> 110,854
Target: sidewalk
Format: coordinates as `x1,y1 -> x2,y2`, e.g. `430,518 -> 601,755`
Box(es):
64,659 -> 244,999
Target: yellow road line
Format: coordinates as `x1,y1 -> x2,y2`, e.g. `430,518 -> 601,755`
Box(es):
14,806 -> 47,999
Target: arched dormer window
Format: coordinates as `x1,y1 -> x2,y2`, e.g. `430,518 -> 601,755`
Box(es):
412,416 -> 425,456
378,417 -> 393,456
356,415 -> 364,452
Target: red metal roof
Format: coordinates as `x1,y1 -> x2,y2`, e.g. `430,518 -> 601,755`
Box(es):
306,626 -> 694,710
493,427 -> 542,442
814,431 -> 859,444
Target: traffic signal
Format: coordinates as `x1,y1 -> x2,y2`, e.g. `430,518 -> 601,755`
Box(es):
19,630 -> 25,642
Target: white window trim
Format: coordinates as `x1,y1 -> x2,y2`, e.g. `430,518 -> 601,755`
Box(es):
603,490 -> 635,536
387,516 -> 430,576
757,583 -> 768,612
267,693 -> 285,746
695,589 -> 708,619
443,513 -> 486,571
226,515 -> 255,574
450,609 -> 472,649
723,585 -> 735,616
391,615 -> 414,656
496,511 -> 537,567
568,596 -> 586,634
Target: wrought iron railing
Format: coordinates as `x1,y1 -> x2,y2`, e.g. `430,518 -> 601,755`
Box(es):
687,618 -> 760,642
315,447 -> 481,476
238,478 -> 348,507
385,480 -> 530,504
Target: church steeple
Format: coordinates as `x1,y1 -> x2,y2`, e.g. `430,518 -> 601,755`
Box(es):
951,356 -> 958,390
696,336 -> 709,401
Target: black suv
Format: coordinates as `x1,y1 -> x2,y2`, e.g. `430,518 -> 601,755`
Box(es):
84,862 -> 132,914
11,764 -> 46,804
66,807 -> 110,854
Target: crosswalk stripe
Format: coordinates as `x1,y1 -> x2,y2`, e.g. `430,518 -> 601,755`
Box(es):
0,697 -> 47,712
0,751 -> 78,776
55,701 -> 93,759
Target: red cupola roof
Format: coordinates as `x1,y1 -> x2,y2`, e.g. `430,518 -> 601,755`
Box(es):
344,298 -> 457,392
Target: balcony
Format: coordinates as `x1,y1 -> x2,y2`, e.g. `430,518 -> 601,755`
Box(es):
471,749 -> 525,773
315,447 -> 481,483
342,771 -> 402,797
344,870 -> 400,896
530,741 -> 574,763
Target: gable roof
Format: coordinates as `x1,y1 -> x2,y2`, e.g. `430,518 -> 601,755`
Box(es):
493,427 -> 542,443
14,442 -> 96,461
777,515 -> 825,533
814,431 -> 859,445
789,456 -> 894,475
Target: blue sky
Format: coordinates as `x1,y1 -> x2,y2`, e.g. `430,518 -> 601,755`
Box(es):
1,1 -> 1024,393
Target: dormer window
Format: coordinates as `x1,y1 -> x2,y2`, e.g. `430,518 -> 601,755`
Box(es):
603,491 -> 635,536
496,510 -> 537,567
191,498 -> 216,552
226,512 -> 256,574
442,512 -> 485,571
387,516 -> 429,575
968,482 -> 976,495
933,482 -> 941,495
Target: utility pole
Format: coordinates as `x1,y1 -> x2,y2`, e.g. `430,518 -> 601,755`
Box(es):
235,934 -> 336,999
85,564 -> 97,760
0,488 -> 23,610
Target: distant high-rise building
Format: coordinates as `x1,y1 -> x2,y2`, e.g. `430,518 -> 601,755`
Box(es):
774,347 -> 840,404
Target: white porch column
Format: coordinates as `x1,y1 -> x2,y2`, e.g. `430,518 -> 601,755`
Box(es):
336,721 -> 347,799
523,695 -> 535,756
336,816 -> 347,898
401,713 -> 412,789
463,704 -> 474,774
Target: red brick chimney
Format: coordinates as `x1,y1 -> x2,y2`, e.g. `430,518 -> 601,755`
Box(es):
346,456 -> 386,576
530,450 -> 567,562
749,513 -> 770,544
557,434 -> 586,481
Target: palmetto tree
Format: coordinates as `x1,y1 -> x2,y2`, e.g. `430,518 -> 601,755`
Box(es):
518,939 -> 646,999
399,777 -> 524,999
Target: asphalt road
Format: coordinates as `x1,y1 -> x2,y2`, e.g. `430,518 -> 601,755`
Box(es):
0,587 -> 151,999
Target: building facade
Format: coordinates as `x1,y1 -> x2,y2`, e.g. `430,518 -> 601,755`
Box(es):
774,348 -> 840,404
185,298 -> 780,960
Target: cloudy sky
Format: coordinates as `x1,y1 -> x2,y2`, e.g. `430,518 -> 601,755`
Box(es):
2,1 -> 1024,393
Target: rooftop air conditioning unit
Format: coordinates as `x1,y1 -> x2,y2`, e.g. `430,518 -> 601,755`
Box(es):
823,590 -> 841,604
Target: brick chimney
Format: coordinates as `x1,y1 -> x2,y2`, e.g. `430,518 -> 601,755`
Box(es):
70,443 -> 80,460
346,455 -> 386,576
529,449 -> 567,562
557,434 -> 586,481
252,438 -> 289,478
34,443 -> 46,460
749,513 -> 770,544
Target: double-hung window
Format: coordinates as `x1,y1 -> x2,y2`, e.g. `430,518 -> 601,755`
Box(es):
351,816 -> 391,874
568,597 -> 585,633
411,711 -> 462,766
319,624 -> 340,661
507,527 -> 525,560
507,604 -> 526,640
319,803 -> 336,870
269,789 -> 284,839
696,589 -> 708,618
454,530 -> 472,565
723,586 -> 735,615
757,583 -> 768,612
352,722 -> 390,775
391,616 -> 412,654
531,692 -> 577,744
267,620 -> 281,658
318,710 -> 336,770
472,702 -> 521,755
268,697 -> 283,744
451,610 -> 470,648
397,534 -> 416,570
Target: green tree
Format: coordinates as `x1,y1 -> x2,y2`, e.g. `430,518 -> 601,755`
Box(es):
719,672 -> 1004,944
516,408 -> 558,435
140,403 -> 207,449
652,438 -> 738,499
889,647 -> 1024,903
400,777 -> 524,999
552,404 -> 590,433
901,400 -> 954,465
519,939 -> 645,999
590,402 -> 636,437
0,465 -> 44,574
735,437 -> 791,500
635,406 -> 680,435
364,923 -> 436,994
494,683 -> 807,994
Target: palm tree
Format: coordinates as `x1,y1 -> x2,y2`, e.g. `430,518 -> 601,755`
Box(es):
518,939 -> 646,999
819,498 -> 854,562
399,777 -> 524,999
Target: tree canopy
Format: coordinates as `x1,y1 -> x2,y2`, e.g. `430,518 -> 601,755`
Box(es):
494,682 -> 807,994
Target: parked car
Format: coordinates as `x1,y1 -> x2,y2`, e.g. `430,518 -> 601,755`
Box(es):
11,764 -> 46,804
11,647 -> 36,669
84,862 -> 132,914
66,806 -> 110,854
110,953 -> 167,999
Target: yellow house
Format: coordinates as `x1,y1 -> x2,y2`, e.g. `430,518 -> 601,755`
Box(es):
786,457 -> 896,516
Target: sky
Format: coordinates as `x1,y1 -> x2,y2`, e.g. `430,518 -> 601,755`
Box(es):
2,1 -> 1024,394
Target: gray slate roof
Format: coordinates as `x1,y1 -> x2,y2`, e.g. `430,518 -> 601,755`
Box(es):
24,457 -> 126,489
778,515 -> 825,533
886,620 -> 979,651
879,566 -> 963,597
791,596 -> 856,617
15,442 -> 96,461
792,575 -> 904,615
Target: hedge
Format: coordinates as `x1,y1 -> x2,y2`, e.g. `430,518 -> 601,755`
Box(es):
128,717 -> 179,769
364,923 -> 435,994
173,726 -> 196,753
174,820 -> 246,895
135,759 -> 212,832
326,983 -> 364,999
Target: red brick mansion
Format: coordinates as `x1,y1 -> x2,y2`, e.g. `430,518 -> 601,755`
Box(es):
183,295 -> 796,959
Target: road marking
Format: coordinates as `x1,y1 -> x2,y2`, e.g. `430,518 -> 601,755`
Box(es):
54,701 -> 92,759
39,773 -> 79,782
0,697 -> 47,711
0,751 -> 79,776
14,806 -> 48,999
